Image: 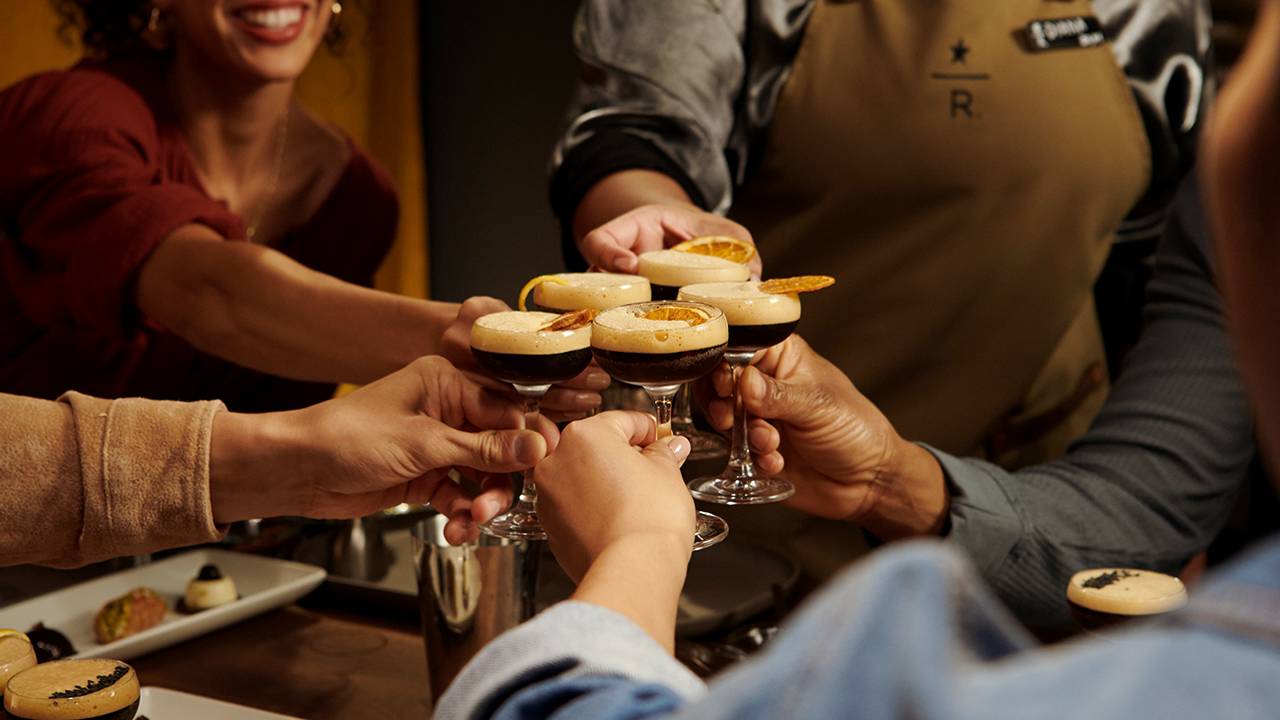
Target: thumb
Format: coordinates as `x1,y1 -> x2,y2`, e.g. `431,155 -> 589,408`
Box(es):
641,434 -> 692,468
739,366 -> 821,426
437,426 -> 548,472
581,228 -> 640,273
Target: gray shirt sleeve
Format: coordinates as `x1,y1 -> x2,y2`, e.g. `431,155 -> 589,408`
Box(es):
551,0 -> 752,215
936,179 -> 1255,630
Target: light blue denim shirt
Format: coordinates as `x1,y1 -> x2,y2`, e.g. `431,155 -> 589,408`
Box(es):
439,536 -> 1280,719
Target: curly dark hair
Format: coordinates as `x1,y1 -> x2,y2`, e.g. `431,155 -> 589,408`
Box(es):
51,1 -> 353,58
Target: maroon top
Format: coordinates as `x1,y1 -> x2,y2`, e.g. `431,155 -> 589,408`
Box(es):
0,61 -> 397,412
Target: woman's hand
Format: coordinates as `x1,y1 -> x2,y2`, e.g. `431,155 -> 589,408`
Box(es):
706,335 -> 948,539
210,356 -> 557,544
578,203 -> 761,278
439,296 -> 610,419
533,411 -> 695,583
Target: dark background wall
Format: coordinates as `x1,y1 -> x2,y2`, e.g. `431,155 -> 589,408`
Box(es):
421,1 -> 582,304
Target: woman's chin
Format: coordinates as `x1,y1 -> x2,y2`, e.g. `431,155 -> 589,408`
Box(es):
223,45 -> 320,84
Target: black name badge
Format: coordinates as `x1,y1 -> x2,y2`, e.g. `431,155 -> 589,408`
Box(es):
1025,16 -> 1105,52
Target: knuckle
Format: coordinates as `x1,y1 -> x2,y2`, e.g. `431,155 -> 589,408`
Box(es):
478,431 -> 506,466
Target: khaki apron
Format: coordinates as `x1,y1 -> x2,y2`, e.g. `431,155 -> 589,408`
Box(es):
719,0 -> 1149,583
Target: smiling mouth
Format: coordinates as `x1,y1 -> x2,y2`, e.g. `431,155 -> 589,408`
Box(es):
229,3 -> 311,44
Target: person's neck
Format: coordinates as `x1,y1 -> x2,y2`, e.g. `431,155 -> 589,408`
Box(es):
168,46 -> 293,203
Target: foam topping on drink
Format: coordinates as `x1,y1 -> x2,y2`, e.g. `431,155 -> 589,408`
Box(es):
471,311 -> 591,355
637,250 -> 751,288
592,303 -> 729,353
4,659 -> 139,720
533,273 -> 652,311
679,281 -> 802,325
1066,568 -> 1188,616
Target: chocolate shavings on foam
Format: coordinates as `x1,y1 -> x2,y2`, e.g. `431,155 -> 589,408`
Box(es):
48,664 -> 128,699
1081,569 -> 1137,590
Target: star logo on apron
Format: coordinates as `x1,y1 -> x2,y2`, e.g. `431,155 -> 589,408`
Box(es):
932,38 -> 988,119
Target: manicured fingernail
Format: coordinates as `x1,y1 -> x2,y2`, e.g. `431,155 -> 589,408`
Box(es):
668,435 -> 691,462
576,392 -> 603,408
586,371 -> 611,390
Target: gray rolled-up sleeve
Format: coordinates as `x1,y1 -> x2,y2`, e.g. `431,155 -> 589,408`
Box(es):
551,0 -> 748,216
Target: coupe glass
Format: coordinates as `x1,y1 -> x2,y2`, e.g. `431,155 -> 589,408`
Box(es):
591,301 -> 732,550
679,284 -> 798,504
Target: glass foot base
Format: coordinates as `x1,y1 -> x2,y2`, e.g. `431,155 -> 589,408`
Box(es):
679,427 -> 729,461
480,510 -> 547,541
689,476 -> 795,506
693,511 -> 730,550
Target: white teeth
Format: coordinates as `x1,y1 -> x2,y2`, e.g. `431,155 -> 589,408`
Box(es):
240,6 -> 303,29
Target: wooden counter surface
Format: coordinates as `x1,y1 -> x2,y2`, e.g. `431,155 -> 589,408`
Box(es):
131,605 -> 432,719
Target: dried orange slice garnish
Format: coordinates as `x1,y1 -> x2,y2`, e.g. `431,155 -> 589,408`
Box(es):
672,236 -> 756,265
540,308 -> 598,331
643,306 -> 709,326
517,274 -> 570,311
759,275 -> 836,295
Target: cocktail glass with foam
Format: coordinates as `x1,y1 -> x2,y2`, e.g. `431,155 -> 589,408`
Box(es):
0,630 -> 36,699
636,250 -> 751,458
470,311 -> 593,540
678,282 -> 802,504
531,273 -> 652,312
591,301 -> 731,550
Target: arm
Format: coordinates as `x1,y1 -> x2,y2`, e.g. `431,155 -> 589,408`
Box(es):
0,70 -> 464,388
439,412 -> 707,718
935,178 -> 1252,628
550,1 -> 757,271
711,178 -> 1253,629
0,392 -> 224,568
135,225 -> 456,384
448,539 -> 1280,720
0,357 -> 556,568
443,540 -> 1039,720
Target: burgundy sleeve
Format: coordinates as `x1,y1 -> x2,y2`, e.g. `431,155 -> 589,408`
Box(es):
0,68 -> 243,343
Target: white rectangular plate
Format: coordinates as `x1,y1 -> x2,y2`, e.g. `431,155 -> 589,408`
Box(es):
139,687 -> 301,719
0,549 -> 325,660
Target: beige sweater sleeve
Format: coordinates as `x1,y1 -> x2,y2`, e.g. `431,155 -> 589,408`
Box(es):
0,392 -> 226,568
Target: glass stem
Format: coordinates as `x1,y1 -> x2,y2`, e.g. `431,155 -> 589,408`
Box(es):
725,354 -> 757,482
673,384 -> 695,425
649,386 -> 678,439
514,391 -> 543,509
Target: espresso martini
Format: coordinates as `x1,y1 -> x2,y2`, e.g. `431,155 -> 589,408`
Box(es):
1066,568 -> 1188,632
678,278 -> 831,504
591,301 -> 730,551
530,273 -> 652,312
471,311 -> 593,387
4,659 -> 140,720
590,302 -> 729,389
679,281 -> 801,352
471,310 -> 594,540
636,250 -> 751,301
0,630 -> 37,697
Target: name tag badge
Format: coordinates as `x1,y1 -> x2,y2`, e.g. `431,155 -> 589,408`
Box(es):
1025,16 -> 1105,52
